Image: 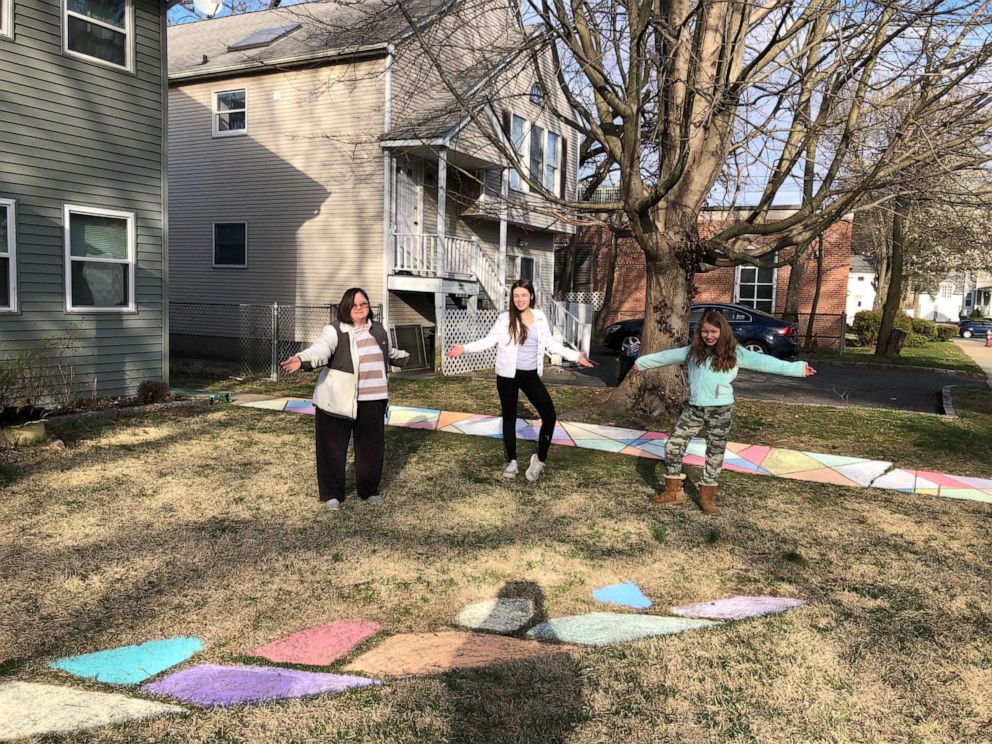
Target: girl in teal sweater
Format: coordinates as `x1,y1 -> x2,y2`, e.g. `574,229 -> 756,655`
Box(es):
635,310 -> 816,515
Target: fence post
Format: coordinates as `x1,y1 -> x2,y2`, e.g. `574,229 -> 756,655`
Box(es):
271,302 -> 279,381
839,312 -> 847,354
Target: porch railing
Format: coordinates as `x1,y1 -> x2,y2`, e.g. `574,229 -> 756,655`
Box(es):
391,234 -> 475,279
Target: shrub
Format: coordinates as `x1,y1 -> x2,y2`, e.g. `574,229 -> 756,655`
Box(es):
904,332 -> 930,348
970,308 -> 985,319
136,380 -> 171,405
851,310 -> 915,346
910,318 -> 938,339
937,324 -> 958,342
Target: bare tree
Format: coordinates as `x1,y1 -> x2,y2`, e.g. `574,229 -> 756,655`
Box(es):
396,0 -> 992,412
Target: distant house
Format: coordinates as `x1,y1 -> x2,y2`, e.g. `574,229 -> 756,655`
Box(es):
0,0 -> 169,398
905,270 -> 992,322
560,207 -> 853,345
166,0 -> 581,368
846,254 -> 876,318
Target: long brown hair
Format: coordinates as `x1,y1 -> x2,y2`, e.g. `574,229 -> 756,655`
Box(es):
508,279 -> 536,344
690,310 -> 738,371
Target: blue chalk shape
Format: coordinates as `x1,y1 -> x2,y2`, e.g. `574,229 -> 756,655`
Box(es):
527,612 -> 719,646
49,636 -> 204,685
592,582 -> 652,609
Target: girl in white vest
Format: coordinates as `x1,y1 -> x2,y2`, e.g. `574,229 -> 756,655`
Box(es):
446,279 -> 593,481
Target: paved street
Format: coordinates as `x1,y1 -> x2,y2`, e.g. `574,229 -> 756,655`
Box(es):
554,348 -> 987,414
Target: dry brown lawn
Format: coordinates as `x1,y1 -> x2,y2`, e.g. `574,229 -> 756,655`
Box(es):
1,385 -> 991,742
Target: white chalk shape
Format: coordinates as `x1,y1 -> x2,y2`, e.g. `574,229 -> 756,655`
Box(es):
454,598 -> 535,633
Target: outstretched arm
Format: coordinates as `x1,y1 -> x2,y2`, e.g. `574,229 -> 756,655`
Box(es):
281,325 -> 339,372
634,346 -> 690,371
446,316 -> 503,358
736,348 -> 814,377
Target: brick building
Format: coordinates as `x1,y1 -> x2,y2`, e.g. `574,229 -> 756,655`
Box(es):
557,208 -> 853,347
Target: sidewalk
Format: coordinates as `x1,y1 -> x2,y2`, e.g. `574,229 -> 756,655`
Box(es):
236,396 -> 992,505
953,338 -> 992,388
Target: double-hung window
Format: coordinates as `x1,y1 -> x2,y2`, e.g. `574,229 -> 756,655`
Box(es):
509,115 -> 526,190
508,114 -> 561,194
1,0 -> 12,39
735,265 -> 776,313
0,199 -> 16,312
214,89 -> 247,137
64,0 -> 132,70
213,222 -> 247,267
64,205 -> 135,312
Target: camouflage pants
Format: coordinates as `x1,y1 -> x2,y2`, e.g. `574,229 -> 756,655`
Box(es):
664,404 -> 734,486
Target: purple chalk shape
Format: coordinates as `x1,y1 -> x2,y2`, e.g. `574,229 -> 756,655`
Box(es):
670,595 -> 806,621
142,664 -> 379,706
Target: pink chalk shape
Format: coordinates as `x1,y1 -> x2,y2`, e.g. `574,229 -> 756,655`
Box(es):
671,596 -> 806,621
251,620 -> 381,666
736,445 -> 771,466
914,470 -> 973,488
143,664 -> 378,707
683,454 -> 705,466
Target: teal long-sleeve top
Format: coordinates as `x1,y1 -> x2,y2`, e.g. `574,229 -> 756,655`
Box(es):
634,346 -> 809,407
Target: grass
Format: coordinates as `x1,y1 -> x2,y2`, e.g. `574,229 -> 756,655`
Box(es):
813,341 -> 983,374
4,380 -> 990,741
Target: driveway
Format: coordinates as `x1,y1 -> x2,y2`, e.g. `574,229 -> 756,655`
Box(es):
953,337 -> 992,387
561,348 -> 986,414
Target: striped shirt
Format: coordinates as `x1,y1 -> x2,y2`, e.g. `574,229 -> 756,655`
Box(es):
354,326 -> 388,401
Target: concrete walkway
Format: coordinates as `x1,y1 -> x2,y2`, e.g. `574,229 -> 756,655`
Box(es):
237,397 -> 992,505
954,338 -> 992,388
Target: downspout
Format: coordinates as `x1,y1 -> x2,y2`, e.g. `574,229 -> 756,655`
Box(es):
381,44 -> 394,327
160,0 -> 170,387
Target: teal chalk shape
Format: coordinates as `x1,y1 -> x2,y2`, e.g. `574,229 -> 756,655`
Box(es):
527,612 -> 719,646
592,582 -> 652,609
49,637 -> 204,685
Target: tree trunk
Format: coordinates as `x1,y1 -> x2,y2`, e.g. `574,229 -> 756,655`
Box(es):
602,229 -> 694,416
873,251 -> 891,313
803,236 -> 824,352
782,240 -> 813,322
555,233 -> 578,298
592,232 -> 619,338
876,196 -> 909,356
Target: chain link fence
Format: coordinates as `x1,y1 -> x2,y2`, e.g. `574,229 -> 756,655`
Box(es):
170,302 -> 381,380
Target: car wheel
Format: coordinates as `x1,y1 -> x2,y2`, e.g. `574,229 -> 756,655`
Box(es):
963,330 -> 972,338
743,340 -> 768,354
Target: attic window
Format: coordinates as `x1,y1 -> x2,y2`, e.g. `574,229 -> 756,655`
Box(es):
227,22 -> 300,52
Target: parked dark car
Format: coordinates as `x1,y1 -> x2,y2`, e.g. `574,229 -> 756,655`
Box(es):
602,303 -> 800,358
958,318 -> 992,338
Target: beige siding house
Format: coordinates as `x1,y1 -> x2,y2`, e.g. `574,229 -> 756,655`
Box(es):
167,0 -> 579,368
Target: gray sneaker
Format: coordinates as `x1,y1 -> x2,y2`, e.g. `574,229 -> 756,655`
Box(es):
502,460 -> 519,479
365,494 -> 384,505
525,454 -> 546,482
324,498 -> 341,511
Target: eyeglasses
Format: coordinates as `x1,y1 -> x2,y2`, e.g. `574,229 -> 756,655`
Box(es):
353,302 -> 370,309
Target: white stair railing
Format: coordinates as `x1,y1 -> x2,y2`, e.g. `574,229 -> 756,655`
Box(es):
443,236 -> 476,278
536,289 -> 585,353
473,243 -> 508,308
392,234 -> 437,275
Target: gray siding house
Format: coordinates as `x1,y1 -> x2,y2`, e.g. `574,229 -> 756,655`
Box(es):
0,0 -> 169,398
167,0 -> 579,369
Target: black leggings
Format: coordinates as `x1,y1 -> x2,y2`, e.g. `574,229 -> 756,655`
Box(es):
496,370 -> 557,463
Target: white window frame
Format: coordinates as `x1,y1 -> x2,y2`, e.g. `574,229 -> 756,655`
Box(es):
734,264 -> 777,313
213,88 -> 248,138
1,0 -> 13,39
0,198 -> 17,312
64,204 -> 136,313
939,282 -> 954,299
508,114 -> 561,195
63,0 -> 133,72
212,221 -> 248,268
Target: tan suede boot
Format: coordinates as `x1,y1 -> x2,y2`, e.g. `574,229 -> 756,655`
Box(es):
698,484 -> 721,516
652,474 -> 687,506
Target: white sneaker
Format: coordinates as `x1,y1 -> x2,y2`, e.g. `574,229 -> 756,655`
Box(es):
324,498 -> 341,511
502,460 -> 519,479
365,494 -> 384,505
525,454 -> 546,482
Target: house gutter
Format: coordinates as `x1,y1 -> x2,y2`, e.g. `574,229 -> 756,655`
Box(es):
381,44 -> 394,327
168,43 -> 390,84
